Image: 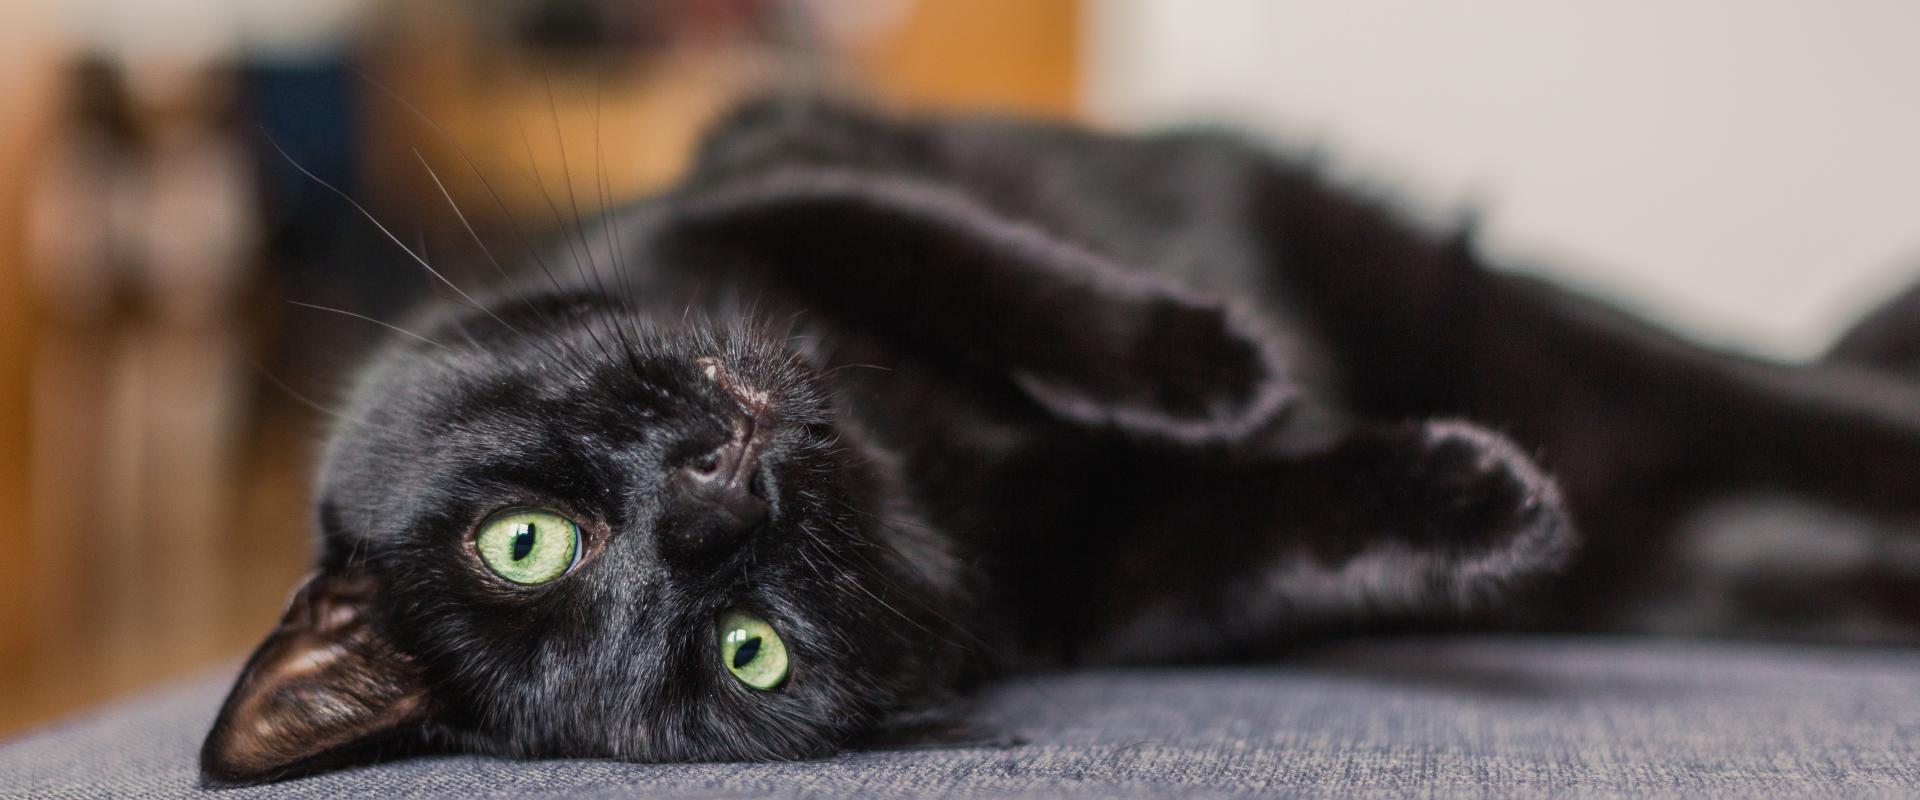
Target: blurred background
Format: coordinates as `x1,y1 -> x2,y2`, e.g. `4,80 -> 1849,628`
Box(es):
0,0 -> 1915,736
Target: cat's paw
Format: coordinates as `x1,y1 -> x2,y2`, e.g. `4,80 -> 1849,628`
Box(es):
1401,420 -> 1569,553
1312,419 -> 1579,584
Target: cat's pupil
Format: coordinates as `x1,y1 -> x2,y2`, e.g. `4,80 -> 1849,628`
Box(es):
732,637 -> 762,668
511,524 -> 536,561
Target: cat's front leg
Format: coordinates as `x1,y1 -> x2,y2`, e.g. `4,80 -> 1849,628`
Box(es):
1086,419 -> 1577,662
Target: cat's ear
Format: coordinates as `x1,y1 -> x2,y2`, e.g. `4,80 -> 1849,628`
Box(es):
200,571 -> 429,786
663,169 -> 1298,446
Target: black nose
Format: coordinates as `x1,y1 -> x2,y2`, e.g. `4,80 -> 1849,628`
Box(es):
665,433 -> 770,553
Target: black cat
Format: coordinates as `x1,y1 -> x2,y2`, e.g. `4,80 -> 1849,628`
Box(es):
201,96 -> 1920,785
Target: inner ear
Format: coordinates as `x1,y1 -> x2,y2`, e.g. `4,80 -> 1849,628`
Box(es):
200,571 -> 429,786
663,168 -> 1297,446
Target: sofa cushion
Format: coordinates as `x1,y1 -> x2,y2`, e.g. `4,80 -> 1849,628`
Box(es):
5,636 -> 1918,798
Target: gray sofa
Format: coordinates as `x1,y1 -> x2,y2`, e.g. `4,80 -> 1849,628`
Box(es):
5,636 -> 1917,798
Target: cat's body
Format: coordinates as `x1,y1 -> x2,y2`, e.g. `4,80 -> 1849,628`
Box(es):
202,97 -> 1920,785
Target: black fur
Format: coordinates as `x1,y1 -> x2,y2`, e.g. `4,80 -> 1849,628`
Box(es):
202,96 -> 1920,785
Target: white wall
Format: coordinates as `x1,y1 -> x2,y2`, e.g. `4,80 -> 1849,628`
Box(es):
1086,0 -> 1920,358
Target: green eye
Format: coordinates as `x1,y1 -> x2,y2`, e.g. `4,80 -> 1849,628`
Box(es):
475,508 -> 580,585
718,610 -> 790,690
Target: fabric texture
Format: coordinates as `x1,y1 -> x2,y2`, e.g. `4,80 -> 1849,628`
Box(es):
5,636 -> 1918,798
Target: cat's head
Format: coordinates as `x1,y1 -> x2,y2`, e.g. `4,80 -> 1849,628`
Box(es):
201,136 -> 1310,783
200,293 -> 967,785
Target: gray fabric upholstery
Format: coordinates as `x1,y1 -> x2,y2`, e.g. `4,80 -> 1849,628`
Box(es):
5,636 -> 1917,798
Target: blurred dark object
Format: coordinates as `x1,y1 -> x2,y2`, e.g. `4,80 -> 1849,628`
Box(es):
462,0 -> 805,68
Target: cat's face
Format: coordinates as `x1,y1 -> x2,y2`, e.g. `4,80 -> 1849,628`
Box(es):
202,130 -> 1307,784
201,292 -> 965,783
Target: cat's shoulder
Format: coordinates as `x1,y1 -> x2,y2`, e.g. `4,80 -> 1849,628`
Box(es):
684,93 -> 1289,186
685,93 -> 941,184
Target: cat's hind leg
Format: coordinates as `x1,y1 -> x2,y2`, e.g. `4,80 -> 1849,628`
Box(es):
1830,274 -> 1920,374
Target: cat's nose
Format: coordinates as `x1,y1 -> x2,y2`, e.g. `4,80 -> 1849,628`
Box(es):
665,431 -> 770,552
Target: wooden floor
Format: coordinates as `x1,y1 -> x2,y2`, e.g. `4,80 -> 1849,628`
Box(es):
0,398 -> 315,737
